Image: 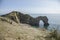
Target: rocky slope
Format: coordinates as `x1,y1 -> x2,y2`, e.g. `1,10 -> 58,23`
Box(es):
0,11 -> 56,40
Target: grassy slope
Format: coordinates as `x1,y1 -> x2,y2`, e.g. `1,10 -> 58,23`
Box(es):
0,17 -> 54,40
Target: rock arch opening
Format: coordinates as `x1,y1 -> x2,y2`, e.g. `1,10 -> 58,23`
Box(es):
39,20 -> 44,28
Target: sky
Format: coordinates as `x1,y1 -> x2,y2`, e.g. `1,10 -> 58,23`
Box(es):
0,0 -> 60,14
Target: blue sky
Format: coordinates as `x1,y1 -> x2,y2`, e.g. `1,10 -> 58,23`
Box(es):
0,0 -> 60,14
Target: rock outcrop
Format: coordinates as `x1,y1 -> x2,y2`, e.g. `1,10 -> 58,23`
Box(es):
36,16 -> 49,29
1,11 -> 49,28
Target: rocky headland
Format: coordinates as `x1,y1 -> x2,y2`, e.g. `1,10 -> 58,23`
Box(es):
1,11 -> 49,28
0,11 -> 58,40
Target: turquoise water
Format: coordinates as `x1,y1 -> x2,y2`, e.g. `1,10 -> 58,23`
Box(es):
29,14 -> 60,31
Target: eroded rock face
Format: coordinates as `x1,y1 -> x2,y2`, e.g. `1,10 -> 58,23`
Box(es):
1,11 -> 49,28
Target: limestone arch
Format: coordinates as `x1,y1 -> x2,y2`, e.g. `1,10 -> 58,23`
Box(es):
36,16 -> 49,29
39,20 -> 44,28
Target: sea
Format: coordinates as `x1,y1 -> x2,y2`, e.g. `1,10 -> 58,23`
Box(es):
29,14 -> 60,32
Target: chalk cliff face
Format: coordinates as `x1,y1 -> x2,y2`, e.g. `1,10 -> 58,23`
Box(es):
1,11 -> 49,28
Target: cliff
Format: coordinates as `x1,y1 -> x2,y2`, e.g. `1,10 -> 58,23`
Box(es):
1,11 -> 49,28
0,11 -> 58,40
